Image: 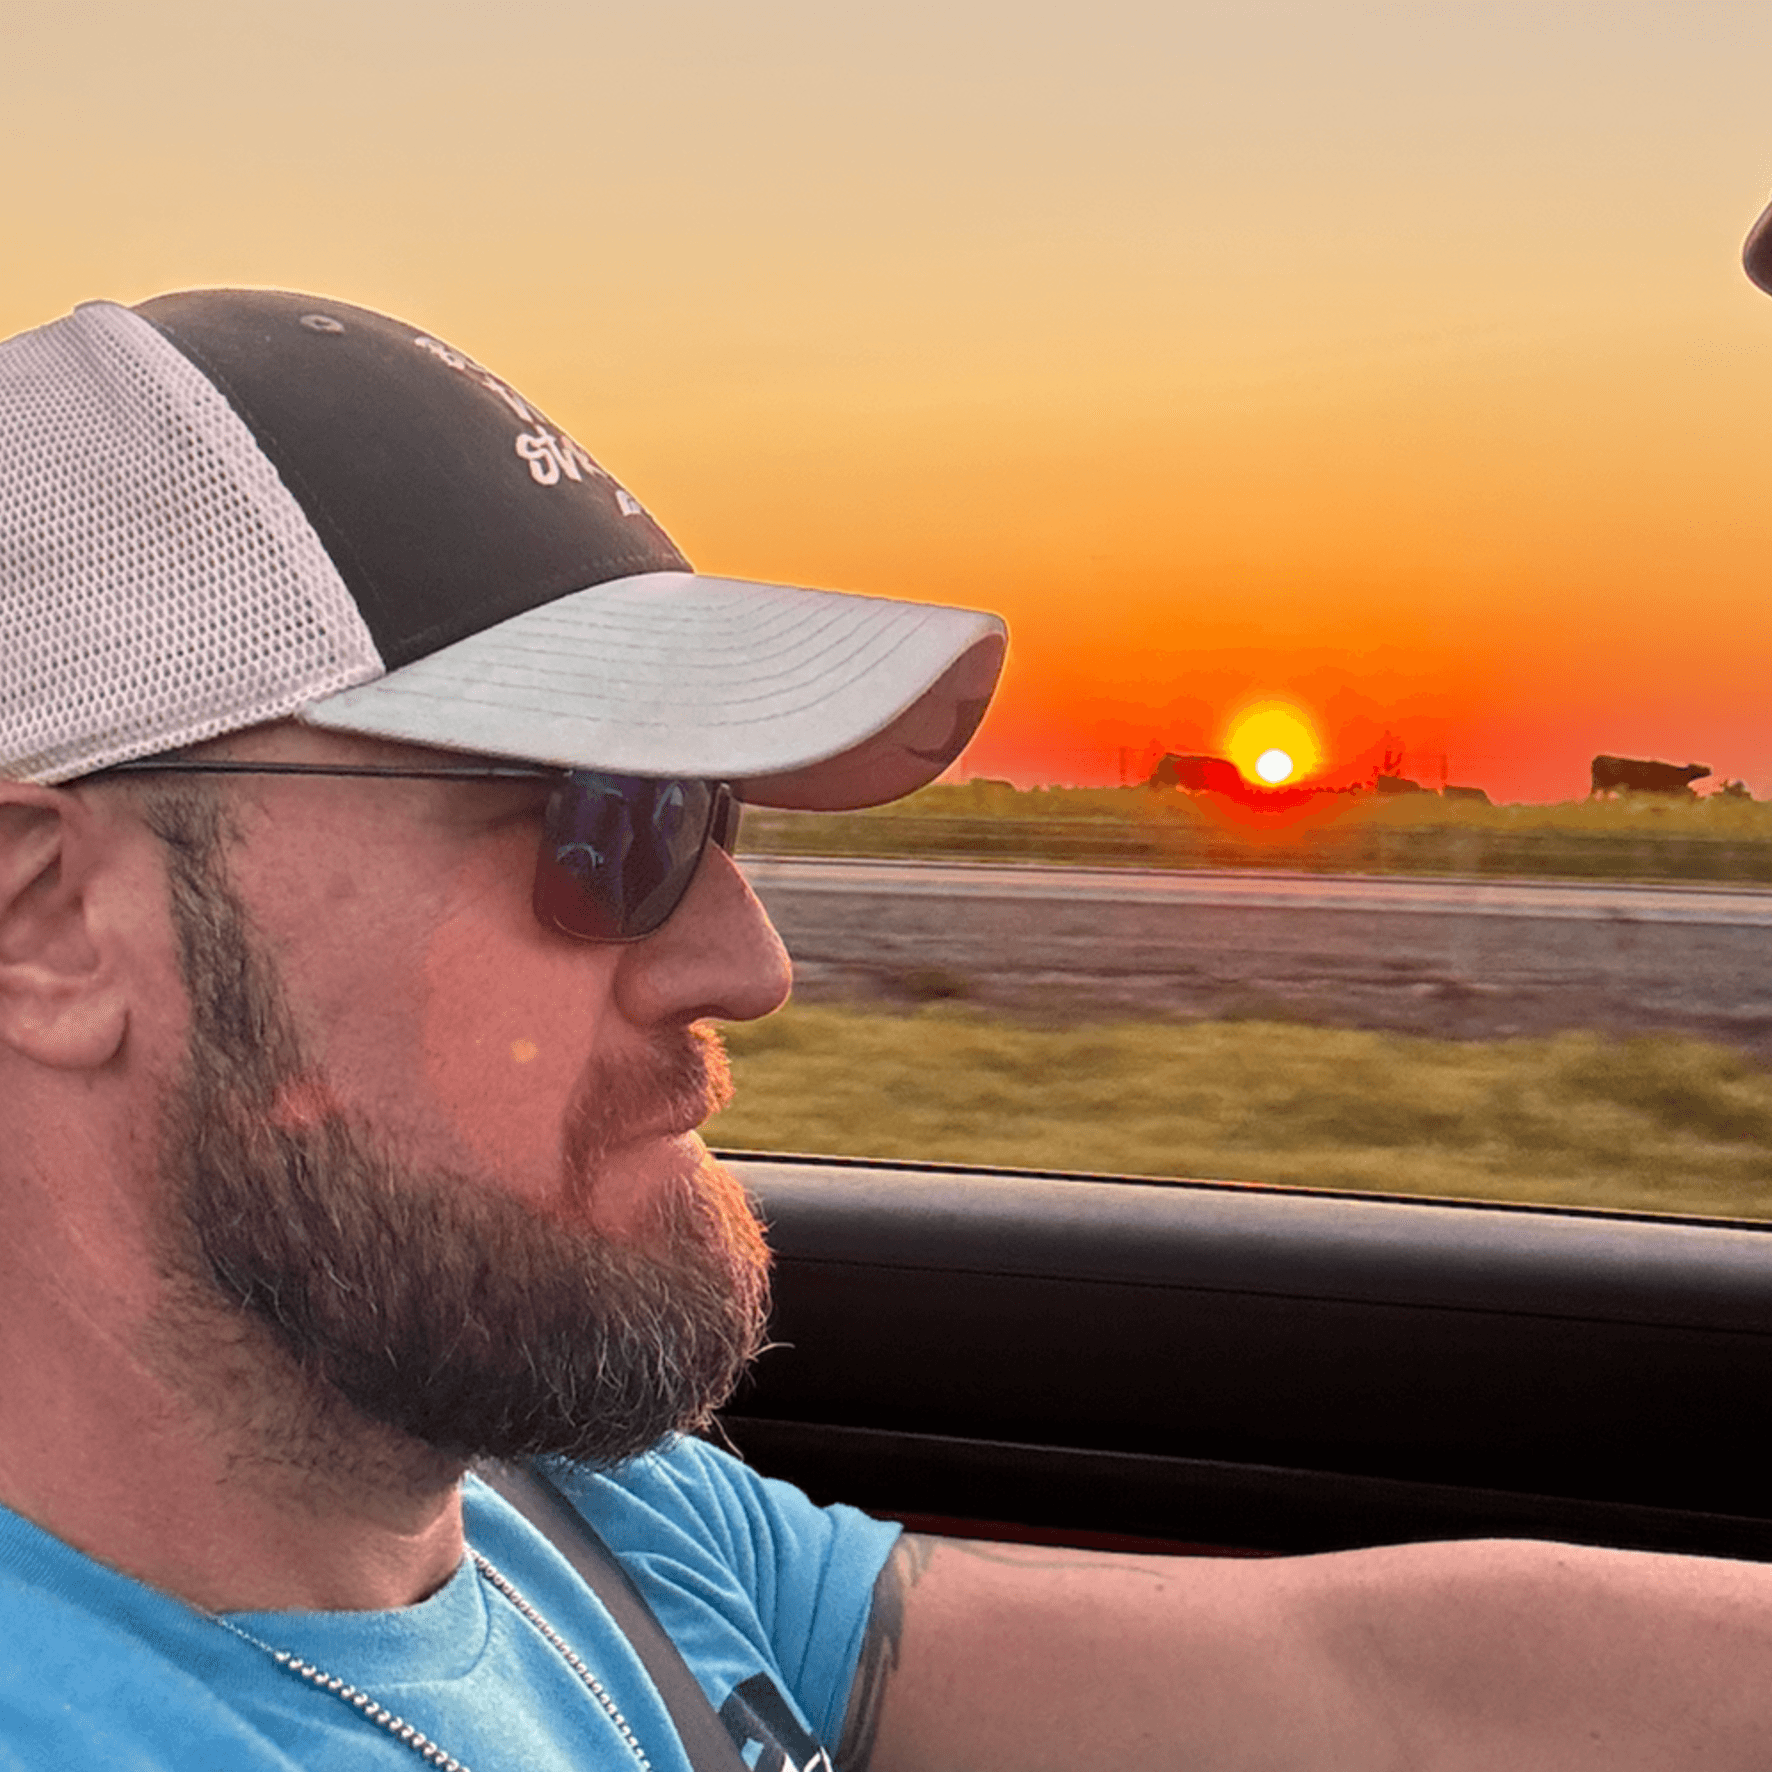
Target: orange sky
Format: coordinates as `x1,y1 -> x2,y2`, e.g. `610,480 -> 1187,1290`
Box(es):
7,0 -> 1772,802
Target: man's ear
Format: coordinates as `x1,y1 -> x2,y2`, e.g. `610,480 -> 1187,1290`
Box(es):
0,784 -> 129,1070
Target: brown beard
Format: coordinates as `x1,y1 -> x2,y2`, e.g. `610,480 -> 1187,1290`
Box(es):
143,782 -> 770,1470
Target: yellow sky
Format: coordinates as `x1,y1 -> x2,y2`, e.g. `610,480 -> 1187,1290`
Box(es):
7,0 -> 1772,798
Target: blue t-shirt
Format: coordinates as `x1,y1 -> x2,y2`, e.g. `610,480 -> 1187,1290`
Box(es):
0,1437 -> 900,1771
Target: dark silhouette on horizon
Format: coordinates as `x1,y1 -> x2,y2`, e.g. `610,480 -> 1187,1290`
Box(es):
1589,755 -> 1711,798
1148,752 -> 1242,794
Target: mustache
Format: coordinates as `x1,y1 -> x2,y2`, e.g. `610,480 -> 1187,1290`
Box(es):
559,1022 -> 735,1201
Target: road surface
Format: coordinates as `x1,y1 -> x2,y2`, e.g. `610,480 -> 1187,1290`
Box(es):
740,857 -> 1772,1054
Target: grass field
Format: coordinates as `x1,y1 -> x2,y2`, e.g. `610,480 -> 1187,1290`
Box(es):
710,1002 -> 1772,1221
738,781 -> 1772,886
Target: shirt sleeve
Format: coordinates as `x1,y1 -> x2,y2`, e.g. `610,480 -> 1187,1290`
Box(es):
548,1437 -> 902,1748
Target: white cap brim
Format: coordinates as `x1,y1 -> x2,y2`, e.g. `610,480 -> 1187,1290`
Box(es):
300,570 -> 1008,810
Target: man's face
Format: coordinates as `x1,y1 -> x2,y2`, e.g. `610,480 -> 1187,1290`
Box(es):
192,728 -> 791,1237
138,728 -> 792,1467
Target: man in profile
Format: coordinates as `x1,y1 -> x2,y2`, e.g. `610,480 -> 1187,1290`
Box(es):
3,278 -> 1772,1772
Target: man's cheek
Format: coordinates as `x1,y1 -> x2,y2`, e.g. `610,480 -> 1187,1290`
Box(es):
416,890 -> 611,1185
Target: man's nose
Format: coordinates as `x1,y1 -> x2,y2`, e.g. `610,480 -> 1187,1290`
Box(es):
613,844 -> 792,1028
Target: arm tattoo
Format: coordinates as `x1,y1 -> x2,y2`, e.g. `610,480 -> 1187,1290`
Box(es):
835,1533 -> 936,1771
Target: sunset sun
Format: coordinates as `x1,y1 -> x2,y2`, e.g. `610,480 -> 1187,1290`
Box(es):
1225,701 -> 1321,787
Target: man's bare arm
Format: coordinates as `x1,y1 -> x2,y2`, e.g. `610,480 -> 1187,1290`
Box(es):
835,1534 -> 935,1770
836,1533 -> 1772,1772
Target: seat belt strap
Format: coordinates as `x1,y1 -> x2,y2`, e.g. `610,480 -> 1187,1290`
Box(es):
473,1460 -> 752,1772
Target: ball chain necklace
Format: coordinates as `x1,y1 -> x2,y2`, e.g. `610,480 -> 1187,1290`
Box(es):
212,1550 -> 655,1772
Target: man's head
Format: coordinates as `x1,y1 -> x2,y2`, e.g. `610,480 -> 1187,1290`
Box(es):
0,287 -> 1005,1480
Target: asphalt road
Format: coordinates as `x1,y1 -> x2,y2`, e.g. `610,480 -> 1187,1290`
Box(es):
740,857 -> 1772,1054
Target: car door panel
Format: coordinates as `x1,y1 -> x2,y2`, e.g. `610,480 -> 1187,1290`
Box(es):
718,1156 -> 1772,1559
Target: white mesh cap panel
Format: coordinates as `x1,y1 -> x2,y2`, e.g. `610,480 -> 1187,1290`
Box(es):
0,302 -> 384,782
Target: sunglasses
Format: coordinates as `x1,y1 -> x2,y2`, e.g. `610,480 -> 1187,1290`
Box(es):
98,758 -> 740,943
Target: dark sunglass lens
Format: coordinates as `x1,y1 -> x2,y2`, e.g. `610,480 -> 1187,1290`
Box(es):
532,773 -> 722,941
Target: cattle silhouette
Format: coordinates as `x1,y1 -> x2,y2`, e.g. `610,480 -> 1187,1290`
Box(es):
1149,752 -> 1241,794
1589,755 -> 1710,797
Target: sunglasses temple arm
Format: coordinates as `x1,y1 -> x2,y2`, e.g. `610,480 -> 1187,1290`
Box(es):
712,789 -> 742,854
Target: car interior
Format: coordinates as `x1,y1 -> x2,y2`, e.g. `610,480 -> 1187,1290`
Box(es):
718,1151 -> 1772,1562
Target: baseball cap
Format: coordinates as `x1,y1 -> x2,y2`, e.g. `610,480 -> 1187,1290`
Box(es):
1745,196 -> 1772,295
0,289 -> 1006,809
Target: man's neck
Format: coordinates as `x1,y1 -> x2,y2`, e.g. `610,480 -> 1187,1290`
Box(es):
0,1255 -> 469,1615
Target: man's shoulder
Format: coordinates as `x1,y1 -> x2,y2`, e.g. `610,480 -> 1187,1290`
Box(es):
0,1506 -> 285,1770
463,1438 -> 902,1754
527,1434 -> 900,1599
465,1435 -> 810,1606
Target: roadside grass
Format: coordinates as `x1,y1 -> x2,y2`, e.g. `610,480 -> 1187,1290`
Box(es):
711,1003 -> 1772,1221
737,781 -> 1772,885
